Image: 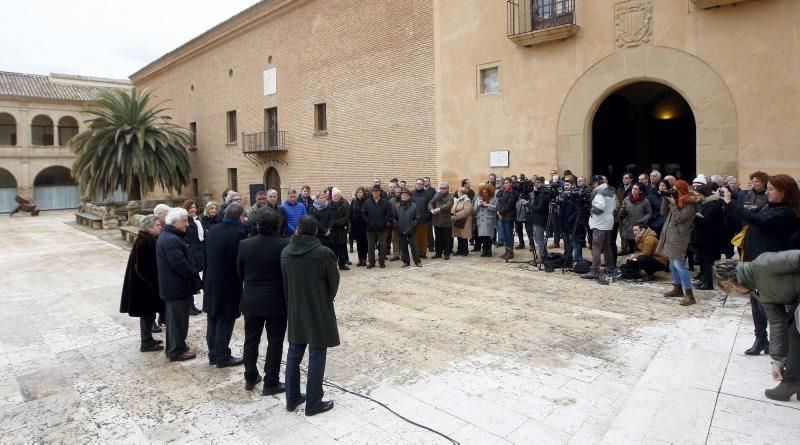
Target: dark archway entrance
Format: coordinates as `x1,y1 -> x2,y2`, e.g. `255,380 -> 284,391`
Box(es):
33,166 -> 79,210
264,167 -> 281,201
592,82 -> 696,185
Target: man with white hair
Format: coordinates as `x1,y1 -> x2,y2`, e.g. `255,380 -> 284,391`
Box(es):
220,190 -> 241,217
156,207 -> 201,362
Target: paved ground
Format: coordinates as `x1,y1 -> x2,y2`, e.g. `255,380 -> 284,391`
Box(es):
0,211 -> 798,444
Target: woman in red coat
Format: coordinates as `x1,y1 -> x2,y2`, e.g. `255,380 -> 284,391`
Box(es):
120,215 -> 166,352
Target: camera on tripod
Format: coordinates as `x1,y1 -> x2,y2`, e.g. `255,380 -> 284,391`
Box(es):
557,188 -> 591,207
513,174 -> 534,195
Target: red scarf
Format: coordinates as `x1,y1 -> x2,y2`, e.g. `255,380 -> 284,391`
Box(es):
629,193 -> 644,204
482,194 -> 490,204
503,184 -> 512,193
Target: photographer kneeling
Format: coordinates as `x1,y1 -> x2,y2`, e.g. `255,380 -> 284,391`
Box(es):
623,222 -> 667,281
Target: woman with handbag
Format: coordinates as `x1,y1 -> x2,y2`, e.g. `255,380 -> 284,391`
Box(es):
452,187 -> 473,256
721,174 -> 800,355
657,180 -> 702,306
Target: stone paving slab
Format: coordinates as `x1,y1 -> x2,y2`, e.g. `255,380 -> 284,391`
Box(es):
0,211 -> 797,444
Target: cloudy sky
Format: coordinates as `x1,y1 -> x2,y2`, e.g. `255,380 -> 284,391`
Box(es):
0,0 -> 261,79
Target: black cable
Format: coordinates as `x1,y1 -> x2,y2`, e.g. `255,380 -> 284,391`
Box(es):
288,361 -> 460,444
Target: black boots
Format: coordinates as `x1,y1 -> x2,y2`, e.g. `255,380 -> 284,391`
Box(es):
744,336 -> 769,355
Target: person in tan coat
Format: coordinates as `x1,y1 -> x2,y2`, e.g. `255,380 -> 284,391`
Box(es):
452,187 -> 474,256
625,222 -> 667,280
656,180 -> 702,305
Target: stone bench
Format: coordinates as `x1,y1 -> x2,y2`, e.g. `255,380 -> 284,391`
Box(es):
120,226 -> 139,244
75,212 -> 103,229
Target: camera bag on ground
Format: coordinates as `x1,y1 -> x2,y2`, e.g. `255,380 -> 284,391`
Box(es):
618,260 -> 641,280
541,252 -> 568,272
571,259 -> 592,274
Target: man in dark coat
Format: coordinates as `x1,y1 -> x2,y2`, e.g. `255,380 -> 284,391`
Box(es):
120,214 -> 165,352
237,208 -> 289,393
156,208 -> 200,362
410,178 -> 433,258
203,203 -> 247,367
282,216 -> 340,416
362,185 -> 392,268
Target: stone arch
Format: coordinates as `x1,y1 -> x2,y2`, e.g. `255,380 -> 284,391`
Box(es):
57,115 -> 80,146
0,167 -> 17,213
32,165 -> 79,210
557,46 -> 738,177
0,112 -> 17,146
264,166 -> 282,200
31,114 -> 55,146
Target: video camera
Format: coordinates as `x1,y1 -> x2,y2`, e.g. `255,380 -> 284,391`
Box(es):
556,188 -> 592,208
513,174 -> 534,196
658,189 -> 679,199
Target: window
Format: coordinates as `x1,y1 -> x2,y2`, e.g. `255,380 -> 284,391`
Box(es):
0,112 -> 16,146
57,116 -> 79,146
189,122 -> 197,149
265,108 -> 278,148
192,178 -> 199,197
226,111 -> 237,144
31,115 -> 54,146
227,168 -> 238,191
480,67 -> 500,95
314,103 -> 327,134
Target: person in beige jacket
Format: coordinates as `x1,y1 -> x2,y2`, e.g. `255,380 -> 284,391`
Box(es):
452,187 -> 474,256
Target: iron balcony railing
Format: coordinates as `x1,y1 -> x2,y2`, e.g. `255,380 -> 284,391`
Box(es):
507,0 -> 576,37
242,130 -> 287,154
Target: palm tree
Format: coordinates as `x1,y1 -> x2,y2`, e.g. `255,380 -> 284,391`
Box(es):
70,87 -> 191,201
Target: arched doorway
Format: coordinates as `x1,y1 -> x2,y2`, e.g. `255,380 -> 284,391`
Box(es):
0,168 -> 17,213
33,166 -> 79,210
557,46 -> 738,179
264,167 -> 281,200
592,82 -> 696,184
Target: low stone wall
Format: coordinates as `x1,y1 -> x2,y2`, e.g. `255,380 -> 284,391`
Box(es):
79,203 -> 119,229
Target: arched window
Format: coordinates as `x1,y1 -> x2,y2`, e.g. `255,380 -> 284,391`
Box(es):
31,115 -> 54,146
57,116 -> 79,146
0,167 -> 17,213
0,112 -> 16,146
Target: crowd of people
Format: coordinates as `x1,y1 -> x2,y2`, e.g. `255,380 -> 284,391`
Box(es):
119,168 -> 800,409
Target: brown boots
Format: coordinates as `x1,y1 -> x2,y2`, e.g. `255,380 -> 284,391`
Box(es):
663,284 -> 683,298
499,248 -> 514,260
680,289 -> 696,306
765,381 -> 800,401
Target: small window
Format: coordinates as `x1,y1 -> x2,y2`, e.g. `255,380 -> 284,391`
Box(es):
314,103 -> 327,134
192,178 -> 199,197
189,122 -> 197,148
226,111 -> 237,144
480,67 -> 499,95
227,168 -> 238,191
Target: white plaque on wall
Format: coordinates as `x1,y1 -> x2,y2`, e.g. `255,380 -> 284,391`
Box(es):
263,68 -> 277,96
490,150 -> 509,167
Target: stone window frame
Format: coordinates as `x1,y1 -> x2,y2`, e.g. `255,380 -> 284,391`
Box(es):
476,61 -> 502,97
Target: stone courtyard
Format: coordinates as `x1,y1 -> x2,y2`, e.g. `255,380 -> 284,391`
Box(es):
0,211 -> 798,444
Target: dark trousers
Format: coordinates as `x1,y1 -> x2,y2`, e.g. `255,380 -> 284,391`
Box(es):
591,229 -> 614,273
354,228 -> 368,263
783,317 -> 800,382
477,236 -> 492,252
514,220 -> 534,247
367,231 -> 387,265
547,217 -> 562,245
433,226 -> 453,255
333,244 -> 348,267
243,315 -> 286,385
206,314 -> 236,363
164,298 -> 191,358
399,233 -> 420,264
635,256 -> 666,275
139,316 -> 155,345
285,343 -> 327,412
427,223 -> 435,251
456,237 -> 469,255
751,295 -> 768,339
609,222 -> 619,264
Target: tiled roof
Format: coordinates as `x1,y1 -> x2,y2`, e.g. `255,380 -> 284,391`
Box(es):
0,71 -> 130,102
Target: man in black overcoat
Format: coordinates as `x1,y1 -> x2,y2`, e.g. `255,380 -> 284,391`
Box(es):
156,208 -> 200,362
237,208 -> 289,393
203,203 -> 247,367
282,216 -> 340,416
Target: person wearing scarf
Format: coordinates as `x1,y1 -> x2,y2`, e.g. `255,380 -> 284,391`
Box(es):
620,183 -> 652,255
310,191 -> 334,249
656,180 -> 702,305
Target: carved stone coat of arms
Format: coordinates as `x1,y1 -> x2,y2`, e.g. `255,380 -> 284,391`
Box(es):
615,0 -> 653,49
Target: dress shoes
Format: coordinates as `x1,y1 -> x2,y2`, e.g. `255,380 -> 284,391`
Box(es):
306,400 -> 334,416
169,351 -> 197,362
432,254 -> 442,259
402,263 -> 410,268
189,305 -> 202,316
151,322 -> 162,333
420,253 -> 428,259
244,375 -> 262,391
140,342 -> 164,353
262,382 -> 286,396
367,263 -> 375,269
346,260 -> 352,265
286,394 -> 306,411
745,337 -> 769,355
389,255 -> 400,262
339,265 -> 350,271
414,261 -> 422,267
379,262 -> 386,268
443,255 -> 450,260
216,356 -> 245,368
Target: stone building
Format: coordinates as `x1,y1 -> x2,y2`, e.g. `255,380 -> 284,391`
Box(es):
131,0 -> 435,204
436,0 -> 800,184
0,72 -> 131,212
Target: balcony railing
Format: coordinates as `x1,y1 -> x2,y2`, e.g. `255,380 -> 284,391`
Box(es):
507,0 -> 579,47
691,0 -> 759,9
242,130 -> 287,154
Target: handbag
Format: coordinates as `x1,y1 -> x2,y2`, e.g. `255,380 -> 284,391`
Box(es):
453,217 -> 467,229
731,225 -> 748,260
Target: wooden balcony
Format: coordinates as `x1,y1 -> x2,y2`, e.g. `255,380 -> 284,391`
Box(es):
507,0 -> 579,47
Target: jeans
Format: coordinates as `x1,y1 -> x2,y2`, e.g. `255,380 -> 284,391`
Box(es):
285,343 -> 328,412
434,226 -> 453,256
399,233 -> 420,264
367,231 -> 387,265
591,229 -> 614,273
500,220 -> 515,250
243,315 -> 286,385
496,220 -> 505,245
164,298 -> 191,359
531,224 -> 548,259
206,314 -> 236,363
669,257 -> 692,290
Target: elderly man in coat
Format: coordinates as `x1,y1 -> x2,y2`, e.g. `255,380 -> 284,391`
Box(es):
282,216 -> 340,416
156,207 -> 200,362
238,208 -> 289,393
203,203 -> 247,367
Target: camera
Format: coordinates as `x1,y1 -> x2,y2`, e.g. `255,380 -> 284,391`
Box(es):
513,174 -> 534,196
558,188 -> 591,208
659,189 -> 679,199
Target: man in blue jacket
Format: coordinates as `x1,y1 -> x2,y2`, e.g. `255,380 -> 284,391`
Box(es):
282,188 -> 307,237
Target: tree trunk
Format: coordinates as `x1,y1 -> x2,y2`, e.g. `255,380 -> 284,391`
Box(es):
129,177 -> 141,201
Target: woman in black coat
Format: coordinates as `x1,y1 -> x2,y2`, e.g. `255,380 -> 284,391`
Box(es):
349,187 -> 368,267
690,185 -> 723,290
721,174 -> 800,356
200,201 -> 221,232
120,215 -> 166,352
183,200 -> 205,315
310,191 -> 334,249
